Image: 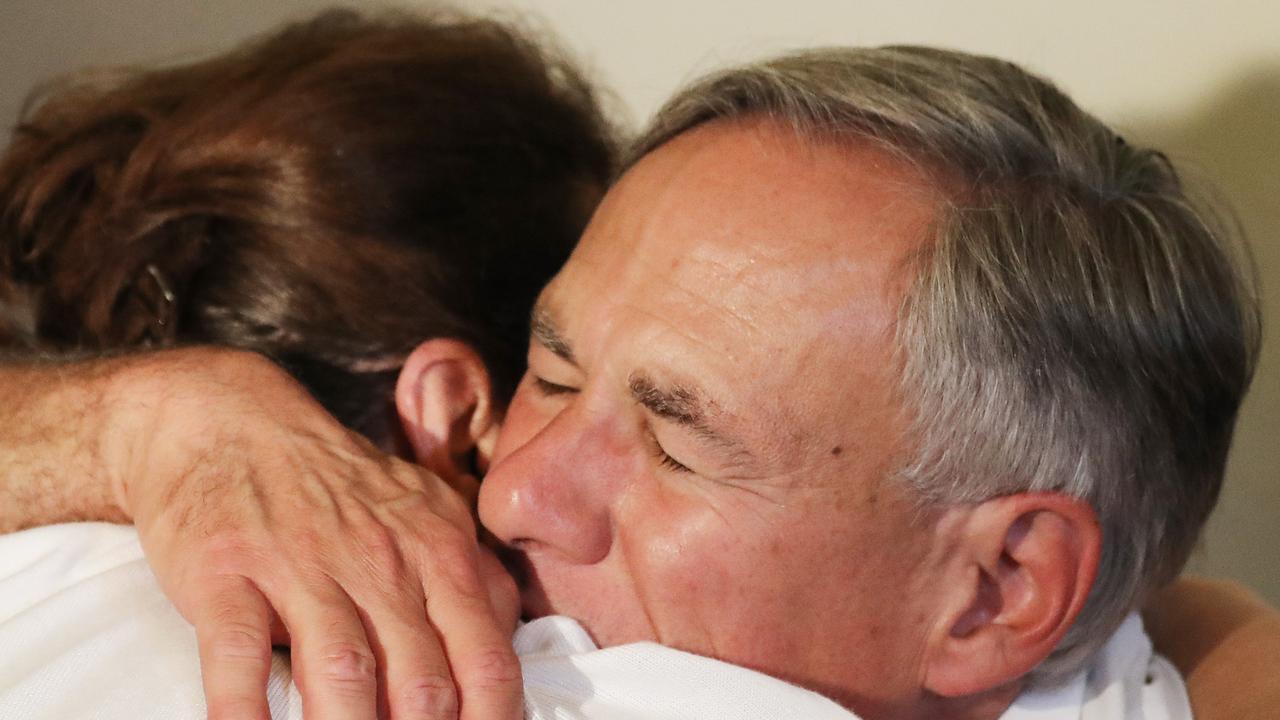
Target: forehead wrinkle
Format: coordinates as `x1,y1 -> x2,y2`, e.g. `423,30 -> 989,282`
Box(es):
577,224 -> 755,342
633,256 -> 770,355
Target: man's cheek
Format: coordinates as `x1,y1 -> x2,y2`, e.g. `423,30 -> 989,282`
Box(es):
619,514 -> 738,637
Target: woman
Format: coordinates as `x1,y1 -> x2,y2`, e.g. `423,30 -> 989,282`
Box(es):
0,7 -> 617,448
0,10 -> 616,717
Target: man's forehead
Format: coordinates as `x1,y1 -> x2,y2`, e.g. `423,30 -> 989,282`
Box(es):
576,116 -> 936,275
557,118 -> 939,334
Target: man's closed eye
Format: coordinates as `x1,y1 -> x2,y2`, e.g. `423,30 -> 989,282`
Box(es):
533,376 -> 578,396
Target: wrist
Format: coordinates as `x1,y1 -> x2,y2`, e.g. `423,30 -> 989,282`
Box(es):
98,350 -> 177,521
101,346 -> 274,520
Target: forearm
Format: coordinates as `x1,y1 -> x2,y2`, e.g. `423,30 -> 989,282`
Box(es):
0,352 -> 131,532
1145,576 -> 1280,720
0,346 -> 269,533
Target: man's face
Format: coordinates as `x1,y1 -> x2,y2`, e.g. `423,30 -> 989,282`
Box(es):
478,118 -> 954,709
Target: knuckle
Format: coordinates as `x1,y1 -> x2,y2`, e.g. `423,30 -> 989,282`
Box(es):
434,485 -> 473,525
423,542 -> 484,597
352,518 -> 407,580
396,468 -> 472,527
397,673 -> 459,718
204,621 -> 268,664
202,534 -> 263,576
314,641 -> 377,688
288,528 -> 327,563
462,646 -> 523,689
428,524 -> 473,559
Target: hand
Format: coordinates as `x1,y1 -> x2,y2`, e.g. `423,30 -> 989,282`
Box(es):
108,349 -> 522,720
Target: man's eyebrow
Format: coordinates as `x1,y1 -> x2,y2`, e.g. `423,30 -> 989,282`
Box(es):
530,305 -> 577,366
629,372 -> 754,459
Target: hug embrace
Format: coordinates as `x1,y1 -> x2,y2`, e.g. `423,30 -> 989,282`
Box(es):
0,7 -> 1275,720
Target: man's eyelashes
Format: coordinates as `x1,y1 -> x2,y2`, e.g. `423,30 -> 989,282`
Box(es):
533,376 -> 578,396
654,446 -> 694,473
531,374 -> 694,474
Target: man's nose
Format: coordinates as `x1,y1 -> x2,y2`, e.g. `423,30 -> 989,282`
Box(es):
477,406 -> 624,565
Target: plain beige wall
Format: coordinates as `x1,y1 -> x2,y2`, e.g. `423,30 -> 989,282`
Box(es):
2,0 -> 1277,603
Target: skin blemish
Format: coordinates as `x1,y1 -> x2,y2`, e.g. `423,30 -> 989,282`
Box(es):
830,445 -> 843,456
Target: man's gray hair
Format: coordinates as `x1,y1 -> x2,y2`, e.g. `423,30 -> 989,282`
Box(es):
632,46 -> 1261,681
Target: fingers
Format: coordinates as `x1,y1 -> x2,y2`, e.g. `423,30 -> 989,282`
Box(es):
354,585 -> 460,720
282,580 -> 379,720
193,575 -> 274,720
422,547 -> 524,720
477,547 -> 521,634
165,462 -> 520,720
268,611 -> 291,647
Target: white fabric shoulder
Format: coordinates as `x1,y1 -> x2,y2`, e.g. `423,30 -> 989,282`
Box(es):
516,615 -> 857,719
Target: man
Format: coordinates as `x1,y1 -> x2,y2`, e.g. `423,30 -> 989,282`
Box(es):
467,45 -> 1256,716
0,46 -> 1265,719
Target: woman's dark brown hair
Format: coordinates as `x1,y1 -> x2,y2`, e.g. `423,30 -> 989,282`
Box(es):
0,8 -> 617,445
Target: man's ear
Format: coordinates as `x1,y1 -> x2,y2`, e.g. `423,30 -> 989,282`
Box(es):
923,493 -> 1101,698
394,338 -> 500,484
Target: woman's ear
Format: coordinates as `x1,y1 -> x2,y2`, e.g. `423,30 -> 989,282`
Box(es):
922,492 -> 1101,699
394,338 -> 499,485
